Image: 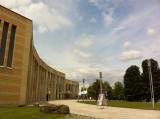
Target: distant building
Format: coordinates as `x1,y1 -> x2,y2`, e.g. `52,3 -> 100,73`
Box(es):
0,5 -> 79,106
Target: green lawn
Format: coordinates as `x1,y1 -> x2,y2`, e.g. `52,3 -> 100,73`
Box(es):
79,100 -> 160,110
0,106 -> 69,119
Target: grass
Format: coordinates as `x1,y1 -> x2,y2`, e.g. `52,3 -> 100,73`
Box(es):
78,100 -> 160,110
0,106 -> 69,119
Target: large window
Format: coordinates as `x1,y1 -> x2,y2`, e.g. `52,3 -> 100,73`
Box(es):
0,22 -> 9,66
7,25 -> 16,67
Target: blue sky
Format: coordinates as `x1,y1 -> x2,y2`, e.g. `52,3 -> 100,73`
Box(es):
1,0 -> 160,87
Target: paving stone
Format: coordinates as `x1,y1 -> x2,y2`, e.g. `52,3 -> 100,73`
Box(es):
50,100 -> 160,119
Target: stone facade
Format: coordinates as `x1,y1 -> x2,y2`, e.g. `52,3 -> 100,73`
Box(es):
0,5 -> 79,106
65,79 -> 79,99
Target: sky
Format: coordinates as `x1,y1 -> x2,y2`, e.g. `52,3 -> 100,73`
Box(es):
1,0 -> 160,88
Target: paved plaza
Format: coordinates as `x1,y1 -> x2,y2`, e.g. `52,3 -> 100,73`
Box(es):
49,100 -> 160,119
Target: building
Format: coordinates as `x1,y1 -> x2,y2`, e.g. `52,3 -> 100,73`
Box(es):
0,5 -> 79,106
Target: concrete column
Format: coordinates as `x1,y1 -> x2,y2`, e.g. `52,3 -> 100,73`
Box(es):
63,80 -> 66,99
40,67 -> 43,101
30,56 -> 34,103
62,78 -> 65,99
48,72 -> 51,101
33,58 -> 36,102
38,66 -> 41,101
42,68 -> 46,101
73,85 -> 75,97
45,70 -> 48,101
53,74 -> 56,100
56,76 -> 59,100
35,62 -> 39,102
50,74 -> 53,100
60,77 -> 63,99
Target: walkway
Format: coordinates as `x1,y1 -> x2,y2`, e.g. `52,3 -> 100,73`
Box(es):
49,100 -> 160,119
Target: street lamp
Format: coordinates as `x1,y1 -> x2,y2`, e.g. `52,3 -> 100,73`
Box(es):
83,79 -> 85,101
78,88 -> 80,101
99,72 -> 102,94
147,59 -> 155,110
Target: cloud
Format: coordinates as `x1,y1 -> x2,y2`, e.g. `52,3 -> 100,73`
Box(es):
6,2 -> 72,33
147,28 -> 157,36
71,35 -> 95,62
118,50 -> 143,61
38,26 -> 47,33
73,49 -> 92,58
89,63 -> 101,68
0,0 -> 31,8
75,34 -> 94,48
63,67 -> 125,88
90,17 -> 97,23
48,0 -> 76,14
101,3 -> 160,49
89,0 -> 102,9
123,41 -> 131,49
75,13 -> 83,21
89,0 -> 123,27
102,12 -> 113,26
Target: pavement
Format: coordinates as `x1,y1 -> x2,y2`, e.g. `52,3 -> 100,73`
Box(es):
49,100 -> 160,119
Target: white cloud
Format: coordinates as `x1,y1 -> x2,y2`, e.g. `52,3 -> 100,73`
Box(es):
147,28 -> 157,36
63,67 -> 124,88
90,17 -> 97,23
9,2 -> 72,33
74,49 -> 92,58
123,41 -> 131,49
102,13 -> 113,26
89,63 -> 101,68
118,50 -> 143,61
71,34 -> 96,63
101,5 -> 160,48
48,0 -> 76,14
75,13 -> 83,21
75,35 -> 94,48
89,0 -> 123,27
89,0 -> 101,8
0,0 -> 31,8
38,26 -> 47,33
78,16 -> 83,21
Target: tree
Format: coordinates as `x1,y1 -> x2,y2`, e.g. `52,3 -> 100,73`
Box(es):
87,79 -> 100,100
81,87 -> 87,92
141,59 -> 160,102
103,81 -> 113,100
113,81 -> 124,100
156,68 -> 160,101
124,65 -> 142,101
87,79 -> 113,100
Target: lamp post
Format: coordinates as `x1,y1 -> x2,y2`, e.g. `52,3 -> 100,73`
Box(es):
99,72 -> 102,94
83,79 -> 85,101
147,59 -> 155,110
78,88 -> 80,102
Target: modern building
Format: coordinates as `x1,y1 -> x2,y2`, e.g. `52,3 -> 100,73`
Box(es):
0,5 -> 79,106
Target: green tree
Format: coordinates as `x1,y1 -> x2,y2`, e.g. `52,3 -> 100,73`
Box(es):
103,81 -> 113,100
81,87 -> 86,92
113,81 -> 124,100
141,59 -> 160,102
87,79 -> 113,100
124,65 -> 142,101
87,79 -> 100,100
